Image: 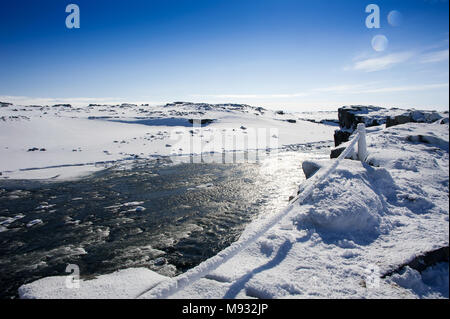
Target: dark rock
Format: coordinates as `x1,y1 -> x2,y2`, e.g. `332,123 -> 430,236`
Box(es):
338,105 -> 384,131
27,147 -> 39,152
382,246 -> 449,278
0,102 -> 13,107
286,119 -> 297,123
153,257 -> 166,266
334,105 -> 443,147
386,111 -> 443,128
334,130 -> 352,147
255,107 -> 265,114
386,114 -> 413,128
330,147 -> 346,159
39,148 -> 46,152
302,161 -> 322,179
240,126 -> 247,130
188,119 -> 214,125
320,119 -> 340,126
276,110 -> 285,115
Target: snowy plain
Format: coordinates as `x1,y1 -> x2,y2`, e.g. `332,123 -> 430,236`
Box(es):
0,103 -> 335,180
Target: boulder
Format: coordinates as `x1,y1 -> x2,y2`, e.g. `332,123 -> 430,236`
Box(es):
386,114 -> 412,128
330,147 -> 345,159
188,119 -> 214,125
302,161 -> 322,179
333,130 -> 352,147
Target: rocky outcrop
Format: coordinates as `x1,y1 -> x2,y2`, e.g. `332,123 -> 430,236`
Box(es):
0,102 -> 12,107
386,110 -> 444,128
337,105 -> 386,131
334,105 -> 387,147
333,105 -> 445,147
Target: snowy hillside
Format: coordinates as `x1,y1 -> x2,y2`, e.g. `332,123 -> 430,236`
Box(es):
18,113 -> 449,299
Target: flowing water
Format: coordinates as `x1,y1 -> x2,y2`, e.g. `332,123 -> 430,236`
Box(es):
0,147 -> 330,299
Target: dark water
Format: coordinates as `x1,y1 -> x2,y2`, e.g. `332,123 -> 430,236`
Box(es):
0,149 -> 328,299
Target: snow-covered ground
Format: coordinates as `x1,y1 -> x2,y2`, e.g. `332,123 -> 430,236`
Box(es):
18,115 -> 449,299
0,103 -> 336,180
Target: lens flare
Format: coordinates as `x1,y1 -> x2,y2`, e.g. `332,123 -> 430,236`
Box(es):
371,35 -> 389,52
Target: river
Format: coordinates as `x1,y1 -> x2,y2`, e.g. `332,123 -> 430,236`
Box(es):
0,145 -> 330,298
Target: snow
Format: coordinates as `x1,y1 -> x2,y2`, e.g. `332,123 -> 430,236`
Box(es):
140,121 -> 448,299
18,267 -> 167,299
1,103 -> 335,180
15,110 -> 449,299
387,263 -> 449,298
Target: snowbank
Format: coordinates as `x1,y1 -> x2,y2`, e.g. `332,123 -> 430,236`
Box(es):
296,163 -> 383,235
18,268 -> 167,299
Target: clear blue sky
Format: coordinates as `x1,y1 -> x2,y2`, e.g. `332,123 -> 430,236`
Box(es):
0,0 -> 448,111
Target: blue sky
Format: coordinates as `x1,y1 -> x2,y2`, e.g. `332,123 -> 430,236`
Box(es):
0,0 -> 448,111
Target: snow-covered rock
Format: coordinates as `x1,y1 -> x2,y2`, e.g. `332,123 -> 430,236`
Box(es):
334,105 -> 446,146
